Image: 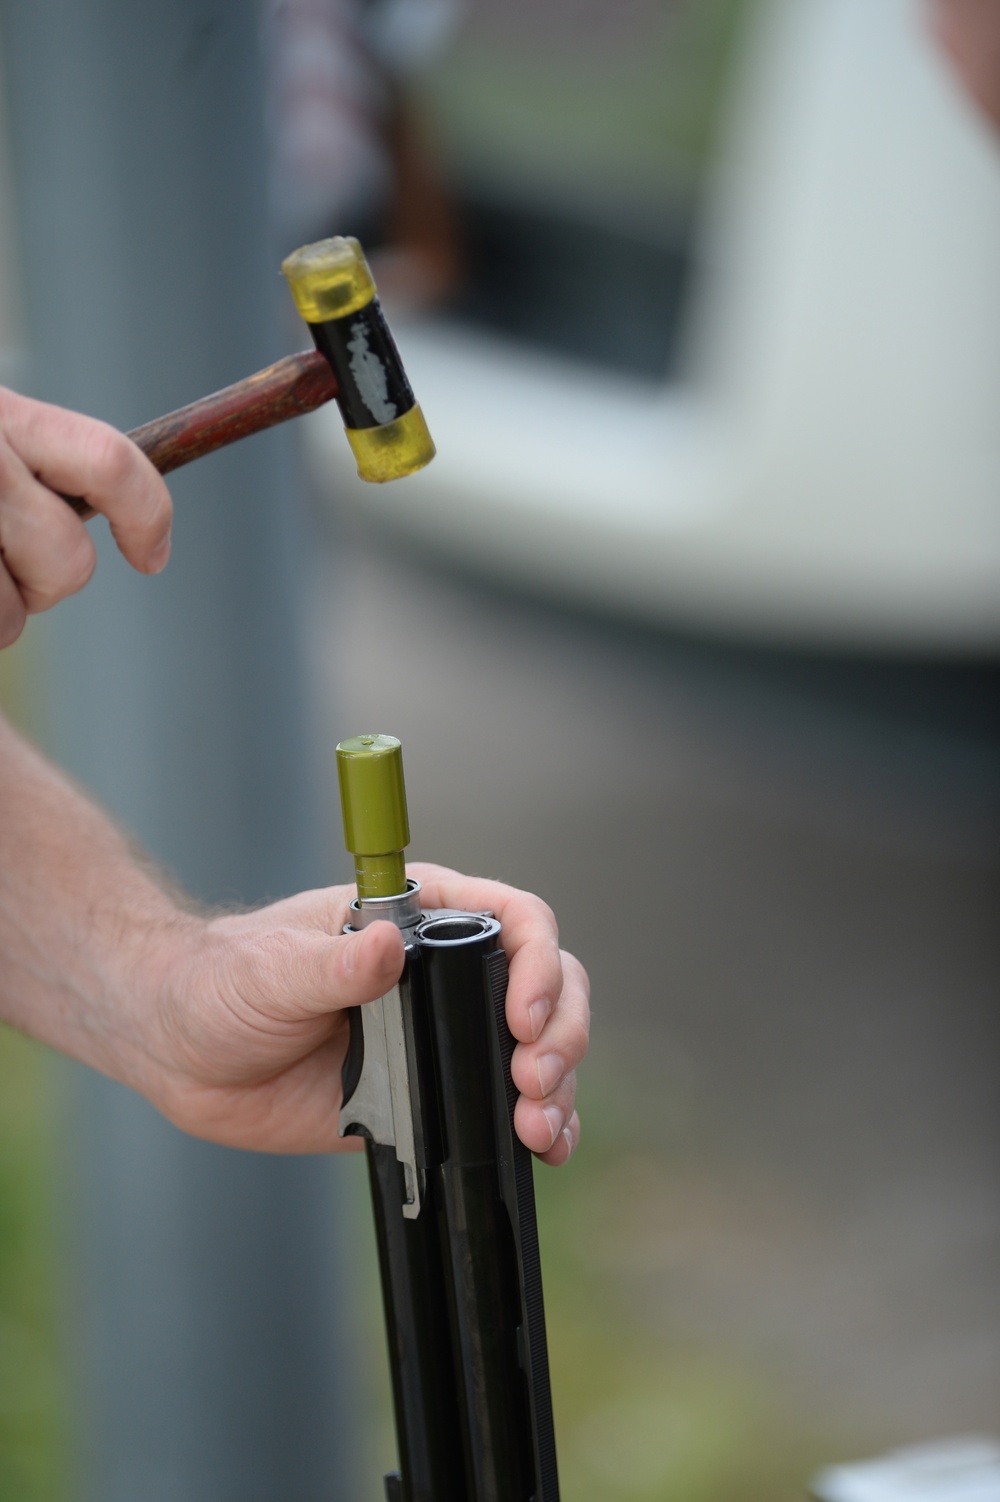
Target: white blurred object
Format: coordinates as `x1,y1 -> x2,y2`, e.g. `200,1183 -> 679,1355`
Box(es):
305,0 -> 1000,649
811,1439 -> 1000,1502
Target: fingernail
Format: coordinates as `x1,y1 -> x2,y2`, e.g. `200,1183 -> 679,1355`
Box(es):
343,931 -> 364,975
528,998 -> 551,1041
560,1126 -> 575,1160
543,1104 -> 565,1147
536,1051 -> 564,1097
149,532 -> 171,572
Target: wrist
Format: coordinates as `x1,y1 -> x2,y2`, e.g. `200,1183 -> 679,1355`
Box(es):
88,894 -> 208,1105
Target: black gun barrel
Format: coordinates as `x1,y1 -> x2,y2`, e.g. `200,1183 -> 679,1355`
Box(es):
335,735 -> 560,1502
417,915 -> 558,1502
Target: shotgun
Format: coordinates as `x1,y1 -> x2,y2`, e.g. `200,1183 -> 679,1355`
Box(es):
336,733 -> 560,1502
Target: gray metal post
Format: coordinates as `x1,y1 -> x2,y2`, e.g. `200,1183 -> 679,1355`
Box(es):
0,3 -> 360,1499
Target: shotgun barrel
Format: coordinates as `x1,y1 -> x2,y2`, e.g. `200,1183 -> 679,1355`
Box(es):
336,734 -> 560,1502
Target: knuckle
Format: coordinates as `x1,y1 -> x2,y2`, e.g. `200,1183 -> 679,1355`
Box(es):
85,423 -> 137,493
562,1014 -> 590,1061
0,440 -> 22,496
86,427 -> 171,534
510,1048 -> 533,1094
26,529 -> 98,611
560,948 -> 588,987
533,898 -> 559,938
60,530 -> 97,595
522,892 -> 556,928
561,962 -> 591,1012
558,1071 -> 577,1106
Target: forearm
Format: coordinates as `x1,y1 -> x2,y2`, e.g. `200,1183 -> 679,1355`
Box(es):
0,709 -> 192,1091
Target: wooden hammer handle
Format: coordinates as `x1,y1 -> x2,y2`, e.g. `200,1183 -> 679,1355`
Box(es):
64,348 -> 337,520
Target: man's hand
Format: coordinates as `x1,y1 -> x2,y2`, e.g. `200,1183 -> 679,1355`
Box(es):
136,863 -> 587,1164
0,386 -> 173,647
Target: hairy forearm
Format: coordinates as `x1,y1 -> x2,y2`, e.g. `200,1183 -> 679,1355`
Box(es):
0,709 -> 192,1090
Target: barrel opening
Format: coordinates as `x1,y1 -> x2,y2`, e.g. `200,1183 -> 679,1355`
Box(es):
419,917 -> 490,942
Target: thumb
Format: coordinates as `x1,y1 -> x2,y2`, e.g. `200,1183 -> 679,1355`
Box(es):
225,919 -> 406,1023
336,921 -> 406,1007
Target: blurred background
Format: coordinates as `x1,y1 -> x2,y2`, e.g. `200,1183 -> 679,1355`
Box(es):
0,0 -> 998,1499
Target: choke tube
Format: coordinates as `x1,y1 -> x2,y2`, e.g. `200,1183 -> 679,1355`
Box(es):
282,237 -> 435,482
336,735 -> 560,1502
336,734 -> 409,899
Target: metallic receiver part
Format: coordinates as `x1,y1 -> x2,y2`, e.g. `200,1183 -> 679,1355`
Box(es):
336,734 -> 410,899
340,981 -> 423,1218
349,880 -> 422,932
281,236 -> 436,482
340,882 -> 425,1218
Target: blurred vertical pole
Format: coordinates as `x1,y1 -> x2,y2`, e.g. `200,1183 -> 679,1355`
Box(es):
0,4 -> 359,1501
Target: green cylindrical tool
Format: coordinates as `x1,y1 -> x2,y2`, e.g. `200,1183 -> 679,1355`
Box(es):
336,734 -> 410,899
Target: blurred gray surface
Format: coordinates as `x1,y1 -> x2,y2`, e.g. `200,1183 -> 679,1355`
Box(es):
321,529 -> 1000,1439
0,4 -> 357,1498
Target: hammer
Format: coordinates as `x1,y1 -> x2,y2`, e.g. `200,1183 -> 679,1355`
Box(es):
65,237 -> 435,520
